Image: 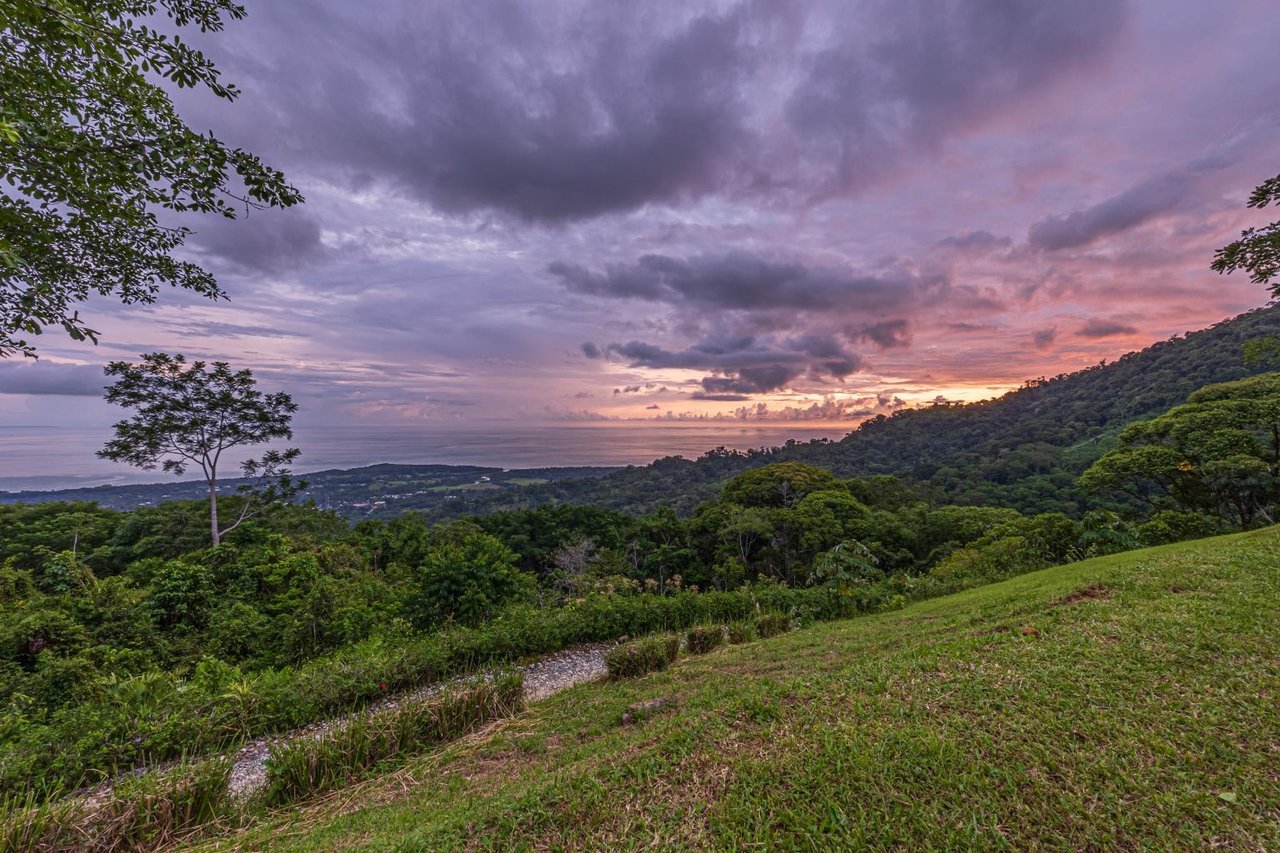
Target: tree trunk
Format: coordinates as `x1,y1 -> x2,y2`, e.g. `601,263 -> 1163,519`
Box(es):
209,478 -> 220,547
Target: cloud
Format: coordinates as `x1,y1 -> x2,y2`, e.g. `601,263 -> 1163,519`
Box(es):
1032,327 -> 1058,349
936,231 -> 1013,253
1078,319 -> 1139,338
191,208 -> 325,273
1028,173 -> 1195,251
580,342 -> 602,359
853,319 -> 911,349
603,332 -> 862,395
0,362 -> 105,397
206,0 -> 1130,222
785,0 -> 1130,192
550,253 -> 935,314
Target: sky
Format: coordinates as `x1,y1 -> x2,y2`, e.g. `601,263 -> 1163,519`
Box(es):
2,0 -> 1278,435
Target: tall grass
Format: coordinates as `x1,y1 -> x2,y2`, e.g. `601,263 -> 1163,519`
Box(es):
754,612 -> 792,638
685,624 -> 725,655
263,672 -> 524,806
1,758 -> 231,853
605,634 -> 680,679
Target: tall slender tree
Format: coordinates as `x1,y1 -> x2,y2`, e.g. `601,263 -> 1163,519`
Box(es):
99,352 -> 300,545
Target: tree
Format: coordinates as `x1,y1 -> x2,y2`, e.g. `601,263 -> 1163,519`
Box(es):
721,462 -> 846,509
98,353 -> 301,546
405,523 -> 532,628
0,1 -> 303,357
1079,374 -> 1280,528
1213,174 -> 1280,295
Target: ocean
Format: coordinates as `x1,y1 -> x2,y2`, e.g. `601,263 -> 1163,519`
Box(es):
0,422 -> 858,491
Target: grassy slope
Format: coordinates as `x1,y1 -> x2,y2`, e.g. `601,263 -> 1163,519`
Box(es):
198,531 -> 1280,851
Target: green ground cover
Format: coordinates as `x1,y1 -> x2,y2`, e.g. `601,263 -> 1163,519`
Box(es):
196,528 -> 1280,851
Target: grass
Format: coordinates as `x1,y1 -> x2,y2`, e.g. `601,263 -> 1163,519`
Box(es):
604,634 -> 680,679
685,625 -> 725,655
263,673 -> 525,807
188,530 -> 1280,850
3,758 -> 233,852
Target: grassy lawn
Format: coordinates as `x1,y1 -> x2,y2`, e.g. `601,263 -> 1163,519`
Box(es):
193,530 -> 1280,851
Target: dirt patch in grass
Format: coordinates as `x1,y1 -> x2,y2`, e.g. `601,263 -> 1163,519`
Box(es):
1053,584 -> 1111,606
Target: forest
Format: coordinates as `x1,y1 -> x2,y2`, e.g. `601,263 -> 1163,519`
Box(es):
3,361 -> 1267,800
425,304 -> 1280,520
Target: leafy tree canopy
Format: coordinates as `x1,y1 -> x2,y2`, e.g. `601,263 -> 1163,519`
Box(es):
721,462 -> 846,509
1213,173 -> 1280,295
98,352 -> 300,546
0,0 -> 302,356
1080,373 -> 1280,528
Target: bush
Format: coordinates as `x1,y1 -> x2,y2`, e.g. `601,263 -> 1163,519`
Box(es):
685,625 -> 724,655
755,612 -> 791,639
726,621 -> 755,644
264,671 -> 523,806
605,634 -> 679,679
406,525 -> 533,629
2,584 -> 847,800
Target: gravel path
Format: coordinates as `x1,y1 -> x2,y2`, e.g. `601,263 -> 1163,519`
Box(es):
224,642 -> 611,800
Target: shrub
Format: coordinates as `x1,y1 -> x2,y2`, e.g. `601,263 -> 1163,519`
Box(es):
726,620 -> 755,644
755,612 -> 791,639
263,671 -> 523,806
2,584 -> 847,800
406,525 -> 533,629
685,625 -> 724,655
605,634 -> 679,679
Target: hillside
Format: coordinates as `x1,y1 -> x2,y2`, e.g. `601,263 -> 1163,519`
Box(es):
7,305 -> 1280,522
192,528 -> 1280,850
0,463 -> 615,518
425,304 -> 1280,519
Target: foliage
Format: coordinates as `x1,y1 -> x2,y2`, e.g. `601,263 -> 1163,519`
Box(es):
725,620 -> 755,644
405,524 -> 533,628
1,757 -> 232,853
1212,173 -> 1280,294
685,624 -> 724,655
605,634 -> 679,679
754,612 -> 791,639
720,463 -> 845,509
0,0 -> 302,357
99,353 -> 301,546
1080,373 -> 1280,527
263,673 -> 523,806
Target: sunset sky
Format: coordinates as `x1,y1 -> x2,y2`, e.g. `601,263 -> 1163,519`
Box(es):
1,0 -> 1277,432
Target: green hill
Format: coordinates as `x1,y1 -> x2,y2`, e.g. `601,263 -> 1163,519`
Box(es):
198,528 -> 1280,851
423,304 -> 1280,520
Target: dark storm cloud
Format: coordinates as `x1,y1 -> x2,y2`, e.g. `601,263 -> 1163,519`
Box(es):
218,2 -> 751,223
603,333 -> 862,395
550,254 -> 930,314
1032,327 -> 1058,349
190,208 -> 325,273
936,231 -> 1012,253
785,0 -> 1130,191
1078,319 -> 1139,338
0,362 -> 104,396
580,342 -> 602,359
206,0 -> 1131,223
